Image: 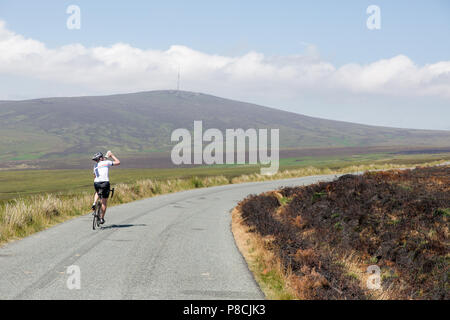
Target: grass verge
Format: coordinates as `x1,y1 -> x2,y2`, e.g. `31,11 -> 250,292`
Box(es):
231,207 -> 297,299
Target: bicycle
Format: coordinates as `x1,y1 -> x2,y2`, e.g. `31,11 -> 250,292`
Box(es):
92,187 -> 115,230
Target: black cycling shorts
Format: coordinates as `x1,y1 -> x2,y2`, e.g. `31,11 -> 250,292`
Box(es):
94,181 -> 111,199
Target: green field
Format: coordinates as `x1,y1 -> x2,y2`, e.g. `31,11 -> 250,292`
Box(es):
0,166 -> 250,202
1,152 -> 450,204
279,152 -> 450,168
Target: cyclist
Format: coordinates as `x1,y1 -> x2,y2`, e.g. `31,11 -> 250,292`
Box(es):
91,151 -> 120,224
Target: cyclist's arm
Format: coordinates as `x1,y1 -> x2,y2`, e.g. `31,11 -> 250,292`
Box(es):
109,152 -> 121,166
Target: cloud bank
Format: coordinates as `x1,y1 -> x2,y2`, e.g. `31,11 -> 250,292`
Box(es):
1,20 -> 449,101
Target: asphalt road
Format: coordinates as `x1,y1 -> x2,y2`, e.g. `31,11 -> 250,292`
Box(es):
0,174 -> 338,300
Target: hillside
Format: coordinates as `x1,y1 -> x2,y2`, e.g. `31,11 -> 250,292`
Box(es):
0,90 -> 449,161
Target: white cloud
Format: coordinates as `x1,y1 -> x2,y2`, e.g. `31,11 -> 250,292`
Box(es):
0,20 -> 449,101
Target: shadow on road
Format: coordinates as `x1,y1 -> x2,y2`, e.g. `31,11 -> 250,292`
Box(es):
101,224 -> 147,230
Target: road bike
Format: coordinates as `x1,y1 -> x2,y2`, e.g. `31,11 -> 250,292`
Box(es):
92,187 -> 115,230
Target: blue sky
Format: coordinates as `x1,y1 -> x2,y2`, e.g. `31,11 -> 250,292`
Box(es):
1,0 -> 449,64
0,0 -> 449,129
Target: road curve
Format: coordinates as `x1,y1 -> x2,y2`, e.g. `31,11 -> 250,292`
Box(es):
0,174 -> 338,300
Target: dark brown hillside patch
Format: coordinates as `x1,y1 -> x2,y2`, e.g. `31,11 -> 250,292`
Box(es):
235,166 -> 449,299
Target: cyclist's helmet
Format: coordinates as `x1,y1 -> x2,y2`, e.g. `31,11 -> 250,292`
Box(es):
92,152 -> 104,162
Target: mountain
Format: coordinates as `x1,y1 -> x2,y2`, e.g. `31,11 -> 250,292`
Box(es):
0,90 -> 449,161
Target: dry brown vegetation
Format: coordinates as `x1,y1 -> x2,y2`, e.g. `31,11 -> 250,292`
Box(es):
235,166 -> 449,300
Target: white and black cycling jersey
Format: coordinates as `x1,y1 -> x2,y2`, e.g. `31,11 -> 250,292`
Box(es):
93,160 -> 113,183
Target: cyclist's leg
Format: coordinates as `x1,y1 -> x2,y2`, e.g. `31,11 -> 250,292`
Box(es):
93,191 -> 99,207
99,182 -> 110,220
93,183 -> 101,209
100,198 -> 107,219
